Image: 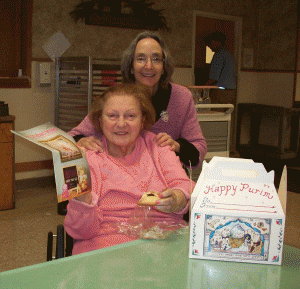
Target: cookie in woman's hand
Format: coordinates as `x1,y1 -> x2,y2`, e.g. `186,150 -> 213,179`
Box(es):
137,191 -> 160,206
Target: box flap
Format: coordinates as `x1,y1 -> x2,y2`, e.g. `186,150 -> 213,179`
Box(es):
278,166 -> 287,215
205,162 -> 274,184
208,156 -> 254,167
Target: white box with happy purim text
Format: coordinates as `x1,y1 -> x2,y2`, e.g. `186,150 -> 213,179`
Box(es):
189,157 -> 287,265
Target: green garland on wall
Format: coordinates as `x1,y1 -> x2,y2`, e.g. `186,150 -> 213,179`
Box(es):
70,0 -> 169,31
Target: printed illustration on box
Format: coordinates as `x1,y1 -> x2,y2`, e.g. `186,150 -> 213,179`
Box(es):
204,215 -> 271,261
39,135 -> 82,162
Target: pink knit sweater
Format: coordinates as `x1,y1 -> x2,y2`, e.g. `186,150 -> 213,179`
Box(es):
64,131 -> 194,255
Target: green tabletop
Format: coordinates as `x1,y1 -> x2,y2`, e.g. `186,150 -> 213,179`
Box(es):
1,228 -> 299,289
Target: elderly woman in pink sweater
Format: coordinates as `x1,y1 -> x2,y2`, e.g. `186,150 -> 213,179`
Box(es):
64,83 -> 195,255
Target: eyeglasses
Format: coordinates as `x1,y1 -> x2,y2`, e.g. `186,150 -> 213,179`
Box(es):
134,56 -> 164,65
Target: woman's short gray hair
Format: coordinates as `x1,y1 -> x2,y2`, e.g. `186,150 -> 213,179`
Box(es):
121,31 -> 174,90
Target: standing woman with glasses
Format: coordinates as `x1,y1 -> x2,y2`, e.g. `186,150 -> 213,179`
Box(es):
69,31 -> 207,169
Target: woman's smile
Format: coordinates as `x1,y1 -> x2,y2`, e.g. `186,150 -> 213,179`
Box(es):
114,131 -> 128,135
141,72 -> 155,77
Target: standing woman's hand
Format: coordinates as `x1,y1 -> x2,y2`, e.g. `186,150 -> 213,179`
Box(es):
77,136 -> 104,153
154,133 -> 180,153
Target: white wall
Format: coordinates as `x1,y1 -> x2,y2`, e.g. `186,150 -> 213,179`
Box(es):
237,71 -> 295,148
1,62 -> 56,180
172,67 -> 194,87
238,72 -> 294,108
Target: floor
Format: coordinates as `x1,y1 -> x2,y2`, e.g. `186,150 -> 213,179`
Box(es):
0,185 -> 65,272
0,182 -> 300,273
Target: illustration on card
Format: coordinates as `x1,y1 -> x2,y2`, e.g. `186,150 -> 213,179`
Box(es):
39,135 -> 82,162
59,164 -> 89,202
203,215 -> 271,261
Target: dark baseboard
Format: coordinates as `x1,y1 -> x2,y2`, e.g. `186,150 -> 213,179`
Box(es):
16,176 -> 55,190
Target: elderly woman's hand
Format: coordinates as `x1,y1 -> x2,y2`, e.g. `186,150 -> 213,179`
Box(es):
77,136 -> 104,153
155,188 -> 187,213
154,133 -> 180,153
